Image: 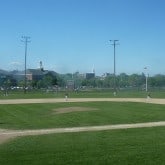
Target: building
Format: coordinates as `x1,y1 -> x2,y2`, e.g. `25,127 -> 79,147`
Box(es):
13,69 -> 57,82
26,69 -> 45,81
85,73 -> 95,79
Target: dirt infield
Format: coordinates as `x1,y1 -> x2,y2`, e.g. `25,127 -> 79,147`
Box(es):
53,107 -> 98,114
0,98 -> 165,105
0,98 -> 165,144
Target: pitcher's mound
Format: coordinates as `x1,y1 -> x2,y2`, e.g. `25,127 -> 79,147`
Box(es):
54,107 -> 98,114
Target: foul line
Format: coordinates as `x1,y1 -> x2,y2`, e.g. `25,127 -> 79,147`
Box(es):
1,121 -> 165,137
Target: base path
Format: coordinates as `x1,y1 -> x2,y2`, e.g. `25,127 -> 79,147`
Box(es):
0,98 -> 165,105
1,121 -> 165,144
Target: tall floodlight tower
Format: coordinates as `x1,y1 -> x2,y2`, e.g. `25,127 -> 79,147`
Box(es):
110,40 -> 119,92
144,67 -> 148,92
21,36 -> 31,93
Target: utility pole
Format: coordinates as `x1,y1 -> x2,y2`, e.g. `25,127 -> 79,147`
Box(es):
21,36 -> 31,94
144,67 -> 148,92
110,40 -> 119,92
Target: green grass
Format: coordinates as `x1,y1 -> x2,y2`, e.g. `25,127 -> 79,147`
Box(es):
0,101 -> 165,164
0,102 -> 165,130
1,89 -> 165,99
0,127 -> 165,165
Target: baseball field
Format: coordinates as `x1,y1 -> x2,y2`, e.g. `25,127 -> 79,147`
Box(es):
0,91 -> 165,164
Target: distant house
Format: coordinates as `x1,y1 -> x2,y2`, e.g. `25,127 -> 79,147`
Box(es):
85,73 -> 95,79
13,69 -> 57,82
26,69 -> 45,81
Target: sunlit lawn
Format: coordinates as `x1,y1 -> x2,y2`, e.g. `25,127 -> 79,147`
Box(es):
0,101 -> 165,164
1,89 -> 165,99
0,127 -> 165,165
0,102 -> 165,130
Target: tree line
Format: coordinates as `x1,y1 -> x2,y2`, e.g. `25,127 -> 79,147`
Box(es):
1,72 -> 165,90
73,72 -> 165,90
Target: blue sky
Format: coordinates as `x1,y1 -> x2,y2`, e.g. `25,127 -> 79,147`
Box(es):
0,0 -> 165,75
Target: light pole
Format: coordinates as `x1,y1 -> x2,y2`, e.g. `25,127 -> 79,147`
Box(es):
110,40 -> 119,92
21,36 -> 31,93
144,67 -> 148,92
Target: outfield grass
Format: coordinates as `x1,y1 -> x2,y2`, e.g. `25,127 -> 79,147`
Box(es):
0,127 -> 165,165
1,89 -> 165,99
0,102 -> 165,130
